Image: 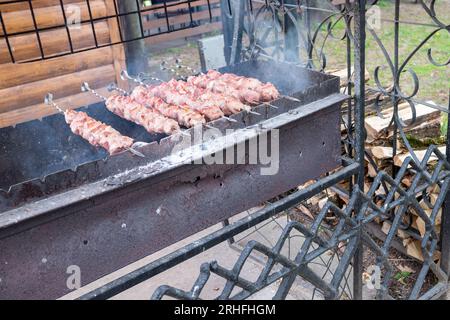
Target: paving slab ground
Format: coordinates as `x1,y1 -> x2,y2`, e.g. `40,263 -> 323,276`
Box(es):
61,209 -> 352,300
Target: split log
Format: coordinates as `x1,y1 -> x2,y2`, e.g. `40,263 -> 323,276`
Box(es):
365,101 -> 440,141
393,146 -> 446,167
371,146 -> 393,160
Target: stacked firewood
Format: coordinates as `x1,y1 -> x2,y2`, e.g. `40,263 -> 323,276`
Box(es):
365,100 -> 443,262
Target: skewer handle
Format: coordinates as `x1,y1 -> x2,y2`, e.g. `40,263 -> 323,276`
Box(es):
44,93 -> 65,113
120,70 -> 147,86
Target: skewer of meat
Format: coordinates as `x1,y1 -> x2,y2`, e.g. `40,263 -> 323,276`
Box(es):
149,82 -> 225,121
44,93 -> 144,156
81,82 -> 180,136
162,62 -> 282,110
129,70 -> 225,121
148,63 -> 250,114
120,71 -> 206,128
164,78 -> 248,116
187,72 -> 263,105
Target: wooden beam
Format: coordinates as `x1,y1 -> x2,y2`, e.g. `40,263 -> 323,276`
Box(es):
0,87 -> 111,128
0,1 -> 106,36
0,21 -> 110,64
0,0 -> 82,12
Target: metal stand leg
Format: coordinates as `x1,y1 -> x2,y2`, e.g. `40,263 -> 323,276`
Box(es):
222,219 -> 235,245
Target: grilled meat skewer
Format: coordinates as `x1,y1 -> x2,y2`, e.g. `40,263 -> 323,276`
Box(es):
187,73 -> 261,105
64,109 -> 134,155
105,94 -> 181,135
164,79 -> 250,116
131,85 -> 206,128
45,93 -> 135,155
187,70 -> 280,105
149,82 -> 225,121
81,82 -> 180,136
206,70 -> 280,101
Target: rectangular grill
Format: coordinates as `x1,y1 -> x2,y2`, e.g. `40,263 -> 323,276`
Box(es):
0,60 -> 346,299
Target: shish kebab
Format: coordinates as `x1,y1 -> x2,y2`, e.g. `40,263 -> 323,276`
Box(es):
131,75 -> 227,122
81,82 -> 181,136
128,74 -> 244,122
161,60 -> 280,106
44,93 -> 144,156
168,59 -> 282,106
133,71 -> 263,118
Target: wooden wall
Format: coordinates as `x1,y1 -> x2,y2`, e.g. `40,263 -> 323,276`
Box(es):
0,0 -> 127,128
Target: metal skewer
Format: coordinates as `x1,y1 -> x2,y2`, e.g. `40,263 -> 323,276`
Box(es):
45,92 -> 145,158
174,58 -> 201,76
137,72 -> 164,84
81,82 -> 108,101
44,93 -> 65,113
160,60 -> 183,78
107,83 -> 129,96
120,70 -> 146,86
266,103 -> 279,109
281,95 -> 301,103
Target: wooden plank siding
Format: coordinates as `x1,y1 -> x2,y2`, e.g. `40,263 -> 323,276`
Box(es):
0,0 -> 126,127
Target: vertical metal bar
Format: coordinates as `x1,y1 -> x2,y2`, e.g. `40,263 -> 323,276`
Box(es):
440,92 -> 450,298
163,0 -> 171,32
186,0 -> 195,27
0,11 -> 15,63
345,2 -> 352,154
59,0 -> 74,54
222,219 -> 235,245
206,0 -> 213,22
134,0 -> 145,38
352,0 -> 366,301
304,0 -> 312,66
391,0 -> 400,178
345,0 -> 353,214
221,0 -> 244,66
86,0 -> 99,48
28,0 -> 46,59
